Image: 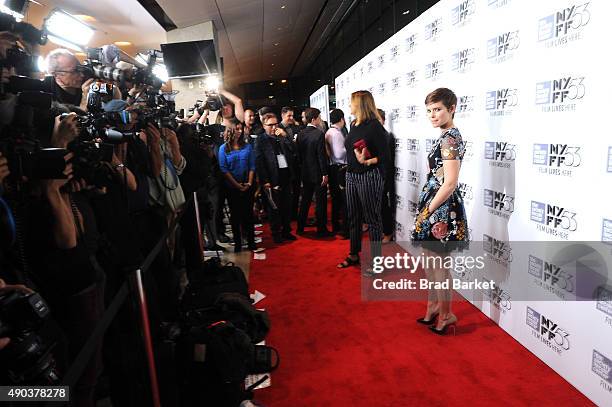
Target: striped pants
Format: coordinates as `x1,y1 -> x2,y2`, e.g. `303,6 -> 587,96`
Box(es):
345,168 -> 384,260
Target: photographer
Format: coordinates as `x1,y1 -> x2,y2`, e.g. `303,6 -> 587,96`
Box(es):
44,48 -> 121,111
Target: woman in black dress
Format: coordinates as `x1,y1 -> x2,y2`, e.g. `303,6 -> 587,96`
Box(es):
412,88 -> 469,335
336,90 -> 389,275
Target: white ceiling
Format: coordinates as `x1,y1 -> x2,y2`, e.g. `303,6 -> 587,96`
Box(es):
25,0 -> 167,55
23,0 -> 329,91
157,0 -> 327,89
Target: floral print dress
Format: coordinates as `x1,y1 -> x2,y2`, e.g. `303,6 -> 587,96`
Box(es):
411,127 -> 469,252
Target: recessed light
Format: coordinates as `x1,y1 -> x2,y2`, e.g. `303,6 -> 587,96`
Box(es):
114,41 -> 132,46
277,27 -> 282,30
73,14 -> 97,22
281,5 -> 286,9
274,43 -> 279,46
271,63 -> 275,66
402,10 -> 410,15
269,82 -> 274,85
281,79 -> 287,83
268,95 -> 274,99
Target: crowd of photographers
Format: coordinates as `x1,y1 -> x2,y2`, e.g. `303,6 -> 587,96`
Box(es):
0,13 -> 396,407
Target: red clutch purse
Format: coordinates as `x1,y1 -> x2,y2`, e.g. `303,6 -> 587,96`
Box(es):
353,139 -> 372,159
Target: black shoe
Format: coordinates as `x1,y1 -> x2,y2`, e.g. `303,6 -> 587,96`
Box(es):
316,230 -> 334,238
206,244 -> 226,252
248,243 -> 257,251
218,234 -> 231,243
273,235 -> 283,243
282,233 -> 297,241
416,312 -> 439,325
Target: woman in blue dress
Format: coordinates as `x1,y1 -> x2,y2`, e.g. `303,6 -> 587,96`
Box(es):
412,88 -> 469,335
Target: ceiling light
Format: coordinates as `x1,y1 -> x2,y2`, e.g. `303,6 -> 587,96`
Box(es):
402,10 -> 410,15
268,96 -> 274,99
269,82 -> 274,85
205,76 -> 220,91
44,8 -> 94,50
281,5 -> 286,9
114,41 -> 132,46
274,43 -> 279,46
37,55 -> 47,73
281,79 -> 287,83
73,14 -> 97,23
153,64 -> 168,82
277,27 -> 282,31
271,63 -> 275,66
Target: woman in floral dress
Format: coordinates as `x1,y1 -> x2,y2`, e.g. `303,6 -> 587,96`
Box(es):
412,88 -> 469,335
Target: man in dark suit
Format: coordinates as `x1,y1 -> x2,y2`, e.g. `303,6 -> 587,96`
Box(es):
296,108 -> 331,237
279,106 -> 302,220
254,112 -> 298,243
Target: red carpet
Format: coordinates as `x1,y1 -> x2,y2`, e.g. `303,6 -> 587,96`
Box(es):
249,226 -> 593,406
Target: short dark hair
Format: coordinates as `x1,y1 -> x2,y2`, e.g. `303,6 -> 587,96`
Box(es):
425,88 -> 457,113
330,109 -> 344,125
377,109 -> 385,122
281,106 -> 294,115
262,112 -> 277,123
258,106 -> 273,117
304,107 -> 321,123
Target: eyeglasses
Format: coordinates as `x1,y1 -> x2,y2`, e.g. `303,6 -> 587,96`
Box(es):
54,69 -> 80,75
264,122 -> 279,127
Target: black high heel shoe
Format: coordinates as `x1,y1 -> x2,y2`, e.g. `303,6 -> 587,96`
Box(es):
416,312 -> 439,325
429,315 -> 457,335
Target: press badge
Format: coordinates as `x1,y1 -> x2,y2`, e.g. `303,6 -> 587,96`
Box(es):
277,154 -> 288,168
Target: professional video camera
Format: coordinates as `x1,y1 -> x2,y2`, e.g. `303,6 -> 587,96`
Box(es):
132,90 -> 179,131
0,289 -> 60,384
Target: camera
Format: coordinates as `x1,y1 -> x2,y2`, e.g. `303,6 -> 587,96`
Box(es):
0,289 -> 60,384
77,48 -> 125,84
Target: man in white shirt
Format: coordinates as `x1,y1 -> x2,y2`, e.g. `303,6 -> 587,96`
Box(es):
325,109 -> 348,237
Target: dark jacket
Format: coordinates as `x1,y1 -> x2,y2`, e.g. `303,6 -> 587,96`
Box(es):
296,125 -> 328,183
279,122 -> 300,141
254,132 -> 297,187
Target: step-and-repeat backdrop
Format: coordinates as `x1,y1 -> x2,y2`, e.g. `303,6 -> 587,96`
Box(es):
335,0 -> 612,404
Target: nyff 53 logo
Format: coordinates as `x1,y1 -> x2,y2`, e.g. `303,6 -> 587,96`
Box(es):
486,88 -> 518,113
406,138 -> 419,153
456,95 -> 475,115
395,167 -> 404,182
451,0 -> 475,26
484,281 -> 511,311
530,201 -> 577,232
483,234 -> 513,263
528,255 -> 575,297
451,48 -> 476,73
425,60 -> 443,80
406,70 -> 418,88
458,182 -> 474,202
484,189 -> 515,214
592,350 -> 612,387
526,307 -> 570,353
425,18 -> 443,41
538,3 -> 590,43
405,105 -> 419,121
536,76 -> 585,112
405,34 -> 417,54
532,144 -> 581,168
485,142 -> 516,162
406,170 -> 420,186
487,31 -> 520,61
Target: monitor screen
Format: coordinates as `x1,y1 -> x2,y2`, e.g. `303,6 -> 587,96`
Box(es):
160,40 -> 219,79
